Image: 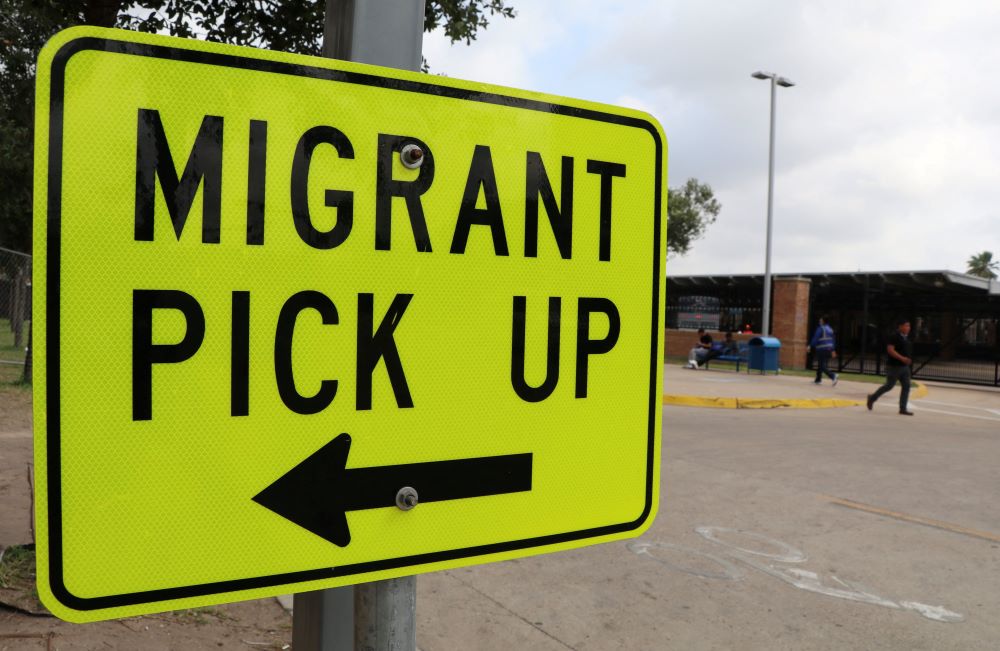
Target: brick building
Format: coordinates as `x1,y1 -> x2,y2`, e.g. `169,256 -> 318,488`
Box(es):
665,270 -> 1000,386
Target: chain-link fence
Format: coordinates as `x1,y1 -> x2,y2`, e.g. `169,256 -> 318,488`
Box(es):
0,247 -> 32,384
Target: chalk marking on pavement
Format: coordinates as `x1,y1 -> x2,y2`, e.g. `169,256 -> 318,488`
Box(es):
631,527 -> 963,622
749,561 -> 961,622
827,497 -> 1000,543
900,602 -> 966,622
694,527 -> 806,563
626,541 -> 744,581
757,564 -> 898,611
692,527 -> 962,623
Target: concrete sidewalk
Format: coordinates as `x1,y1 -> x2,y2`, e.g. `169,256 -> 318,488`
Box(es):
414,382 -> 1000,650
662,363 -> 923,409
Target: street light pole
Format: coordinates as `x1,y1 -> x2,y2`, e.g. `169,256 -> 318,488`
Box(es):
751,71 -> 794,336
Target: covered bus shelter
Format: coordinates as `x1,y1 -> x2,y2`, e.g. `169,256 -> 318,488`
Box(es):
666,270 -> 1000,386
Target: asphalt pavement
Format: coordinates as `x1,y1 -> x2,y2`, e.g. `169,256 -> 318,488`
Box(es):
415,365 -> 1000,650
5,366 -> 999,649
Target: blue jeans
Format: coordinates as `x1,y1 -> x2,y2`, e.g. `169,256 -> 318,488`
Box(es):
871,366 -> 911,410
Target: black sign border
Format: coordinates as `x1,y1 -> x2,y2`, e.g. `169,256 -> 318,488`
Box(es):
44,34 -> 664,612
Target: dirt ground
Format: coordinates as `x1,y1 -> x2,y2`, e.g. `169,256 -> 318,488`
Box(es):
0,601 -> 292,651
0,386 -> 33,549
0,385 -> 293,650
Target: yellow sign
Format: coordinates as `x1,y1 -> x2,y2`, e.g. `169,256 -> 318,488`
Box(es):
33,27 -> 666,622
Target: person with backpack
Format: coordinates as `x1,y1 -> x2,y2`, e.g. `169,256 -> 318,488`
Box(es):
807,315 -> 838,385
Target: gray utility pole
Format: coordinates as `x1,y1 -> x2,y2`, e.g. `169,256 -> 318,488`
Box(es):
324,0 -> 425,67
751,71 -> 794,337
292,2 -> 426,650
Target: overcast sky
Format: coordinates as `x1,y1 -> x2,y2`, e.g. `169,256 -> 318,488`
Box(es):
423,0 -> 1000,277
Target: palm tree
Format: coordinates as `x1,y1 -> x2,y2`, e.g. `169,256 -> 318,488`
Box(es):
966,251 -> 998,279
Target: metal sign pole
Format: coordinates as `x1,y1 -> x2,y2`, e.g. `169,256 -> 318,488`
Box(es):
293,1 -> 426,650
354,577 -> 417,650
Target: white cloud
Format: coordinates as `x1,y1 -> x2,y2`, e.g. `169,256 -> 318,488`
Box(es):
421,2 -> 564,90
422,1 -> 1000,275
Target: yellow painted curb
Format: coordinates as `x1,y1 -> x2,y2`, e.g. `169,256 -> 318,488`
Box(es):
663,395 -> 863,410
662,381 -> 928,410
663,395 -> 739,409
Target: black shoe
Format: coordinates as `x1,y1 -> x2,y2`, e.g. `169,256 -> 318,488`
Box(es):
866,394 -> 874,411
899,410 -> 915,416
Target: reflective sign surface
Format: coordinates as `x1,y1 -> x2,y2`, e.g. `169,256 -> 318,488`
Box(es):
34,27 -> 666,622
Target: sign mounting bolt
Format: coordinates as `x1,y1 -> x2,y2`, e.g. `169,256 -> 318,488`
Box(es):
396,486 -> 419,511
400,144 -> 424,169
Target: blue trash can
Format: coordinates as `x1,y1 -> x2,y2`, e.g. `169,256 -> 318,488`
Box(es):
748,337 -> 781,374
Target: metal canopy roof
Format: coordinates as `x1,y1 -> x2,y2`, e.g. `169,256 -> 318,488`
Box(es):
667,270 -> 1000,297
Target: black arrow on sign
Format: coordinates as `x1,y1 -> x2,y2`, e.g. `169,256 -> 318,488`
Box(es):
252,433 -> 533,547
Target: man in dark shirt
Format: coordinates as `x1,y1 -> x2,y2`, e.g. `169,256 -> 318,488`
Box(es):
721,331 -> 740,355
867,319 -> 915,415
686,328 -> 715,368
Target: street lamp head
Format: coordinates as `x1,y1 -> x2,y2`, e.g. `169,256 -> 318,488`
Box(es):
752,71 -> 796,87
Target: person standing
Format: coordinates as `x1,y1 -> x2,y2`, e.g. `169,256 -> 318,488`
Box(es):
807,315 -> 838,386
867,319 -> 915,415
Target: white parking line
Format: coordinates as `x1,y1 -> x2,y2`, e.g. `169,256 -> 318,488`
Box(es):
909,403 -> 1000,423
916,398 -> 1000,410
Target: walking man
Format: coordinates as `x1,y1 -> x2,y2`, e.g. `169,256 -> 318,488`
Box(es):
867,319 -> 915,415
807,315 -> 838,386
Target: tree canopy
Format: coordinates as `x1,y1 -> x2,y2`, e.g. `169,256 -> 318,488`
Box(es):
666,178 -> 721,257
966,251 -> 998,279
0,0 -> 516,253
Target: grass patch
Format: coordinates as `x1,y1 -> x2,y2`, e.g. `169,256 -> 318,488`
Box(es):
0,318 -> 30,353
0,319 -> 30,384
0,545 -> 34,589
0,319 -> 31,386
665,355 -> 888,385
776,367 -> 886,385
173,606 -> 233,626
0,544 -> 46,615
0,378 -> 32,391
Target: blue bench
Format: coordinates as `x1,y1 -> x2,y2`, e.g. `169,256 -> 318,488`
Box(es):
704,342 -> 749,372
